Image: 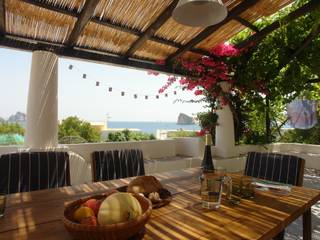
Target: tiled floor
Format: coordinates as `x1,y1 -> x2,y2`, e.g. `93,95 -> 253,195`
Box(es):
286,169 -> 320,239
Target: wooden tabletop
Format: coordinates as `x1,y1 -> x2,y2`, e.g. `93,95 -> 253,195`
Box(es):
0,168 -> 319,240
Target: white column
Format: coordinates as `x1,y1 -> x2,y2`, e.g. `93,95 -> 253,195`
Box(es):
215,82 -> 236,158
25,51 -> 58,148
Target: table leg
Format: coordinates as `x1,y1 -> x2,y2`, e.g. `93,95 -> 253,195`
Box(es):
303,208 -> 312,240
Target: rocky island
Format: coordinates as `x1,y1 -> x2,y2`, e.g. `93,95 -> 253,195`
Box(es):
177,113 -> 194,125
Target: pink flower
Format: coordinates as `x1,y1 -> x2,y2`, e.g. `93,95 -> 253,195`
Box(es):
194,90 -> 203,96
196,129 -> 207,137
147,71 -> 159,76
210,43 -> 240,57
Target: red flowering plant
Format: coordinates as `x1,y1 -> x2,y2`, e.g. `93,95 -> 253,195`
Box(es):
152,43 -> 269,140
157,43 -> 245,137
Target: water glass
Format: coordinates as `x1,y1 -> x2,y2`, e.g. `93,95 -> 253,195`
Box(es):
225,176 -> 241,204
241,176 -> 255,199
0,193 -> 6,218
200,171 -> 224,209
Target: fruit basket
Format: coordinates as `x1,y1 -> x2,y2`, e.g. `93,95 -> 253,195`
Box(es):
63,193 -> 152,240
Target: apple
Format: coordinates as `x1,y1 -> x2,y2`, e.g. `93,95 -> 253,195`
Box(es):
73,206 -> 95,222
83,199 -> 102,216
80,216 -> 98,226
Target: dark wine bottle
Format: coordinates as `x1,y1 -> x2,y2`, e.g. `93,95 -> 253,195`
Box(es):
201,133 -> 215,172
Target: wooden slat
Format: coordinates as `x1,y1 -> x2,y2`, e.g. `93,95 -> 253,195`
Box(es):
167,0 -> 259,62
66,0 -> 100,47
237,0 -> 320,49
233,16 -> 260,32
0,0 -> 5,36
21,0 -> 209,56
123,0 -> 179,59
21,0 -> 78,17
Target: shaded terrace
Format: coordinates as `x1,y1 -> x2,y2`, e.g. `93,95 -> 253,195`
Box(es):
0,0 -> 320,239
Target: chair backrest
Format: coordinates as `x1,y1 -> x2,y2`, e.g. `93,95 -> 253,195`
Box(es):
92,149 -> 145,182
244,152 -> 305,186
0,151 -> 71,194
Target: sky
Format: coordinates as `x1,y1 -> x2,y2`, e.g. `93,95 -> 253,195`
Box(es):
0,48 -> 206,122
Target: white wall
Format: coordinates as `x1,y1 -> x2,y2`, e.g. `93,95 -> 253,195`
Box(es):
0,141 -> 319,185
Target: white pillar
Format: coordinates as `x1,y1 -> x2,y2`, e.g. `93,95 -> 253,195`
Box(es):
25,51 -> 58,148
215,82 -> 236,158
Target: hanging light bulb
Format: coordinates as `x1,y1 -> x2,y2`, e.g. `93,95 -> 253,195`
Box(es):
172,0 -> 227,27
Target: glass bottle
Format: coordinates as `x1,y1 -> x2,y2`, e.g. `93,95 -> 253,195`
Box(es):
201,132 -> 214,172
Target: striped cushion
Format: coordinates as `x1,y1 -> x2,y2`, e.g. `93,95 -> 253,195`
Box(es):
244,152 -> 305,186
92,149 -> 145,182
0,151 -> 70,194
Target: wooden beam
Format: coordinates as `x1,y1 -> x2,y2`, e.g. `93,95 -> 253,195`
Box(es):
233,16 -> 259,32
0,35 -> 181,75
123,0 -> 179,59
166,0 -> 259,62
276,23 -> 320,72
66,0 -> 100,47
237,0 -> 320,49
0,0 -> 5,36
22,0 -> 209,56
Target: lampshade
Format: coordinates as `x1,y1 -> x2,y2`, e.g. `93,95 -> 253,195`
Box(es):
172,0 -> 228,27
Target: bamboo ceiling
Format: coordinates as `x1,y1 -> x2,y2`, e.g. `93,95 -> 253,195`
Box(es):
0,0 -> 315,75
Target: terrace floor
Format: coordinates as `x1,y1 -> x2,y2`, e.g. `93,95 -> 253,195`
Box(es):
287,168 -> 320,239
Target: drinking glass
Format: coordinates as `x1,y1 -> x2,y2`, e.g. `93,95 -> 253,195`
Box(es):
200,171 -> 224,209
240,176 -> 255,199
0,193 -> 6,218
226,175 -> 242,204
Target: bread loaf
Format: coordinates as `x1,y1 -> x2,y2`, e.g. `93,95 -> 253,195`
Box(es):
127,176 -> 163,195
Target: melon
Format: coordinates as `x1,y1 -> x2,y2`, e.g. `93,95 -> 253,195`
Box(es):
98,192 -> 142,225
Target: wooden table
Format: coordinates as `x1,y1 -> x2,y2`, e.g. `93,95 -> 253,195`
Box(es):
0,168 -> 319,240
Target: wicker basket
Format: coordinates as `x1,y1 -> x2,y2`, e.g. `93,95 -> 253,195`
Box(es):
63,193 -> 152,240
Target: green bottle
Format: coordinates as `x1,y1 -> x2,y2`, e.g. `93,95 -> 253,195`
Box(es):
201,133 -> 215,172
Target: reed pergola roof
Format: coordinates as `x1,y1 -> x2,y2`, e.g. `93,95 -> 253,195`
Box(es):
0,0 -> 318,74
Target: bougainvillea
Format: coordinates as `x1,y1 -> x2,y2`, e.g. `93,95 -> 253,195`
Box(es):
158,43 -> 246,110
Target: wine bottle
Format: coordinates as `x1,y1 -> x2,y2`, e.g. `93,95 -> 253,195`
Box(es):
201,133 -> 214,172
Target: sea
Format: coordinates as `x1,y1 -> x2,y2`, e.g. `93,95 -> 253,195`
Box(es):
107,121 -> 201,134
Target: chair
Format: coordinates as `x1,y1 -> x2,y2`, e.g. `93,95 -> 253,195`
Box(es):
244,152 -> 305,186
0,151 -> 71,194
244,151 -> 305,240
92,149 -> 145,182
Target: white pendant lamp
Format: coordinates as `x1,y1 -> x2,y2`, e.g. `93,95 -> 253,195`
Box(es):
172,0 -> 228,27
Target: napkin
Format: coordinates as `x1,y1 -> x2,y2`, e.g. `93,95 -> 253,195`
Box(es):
253,180 -> 292,192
